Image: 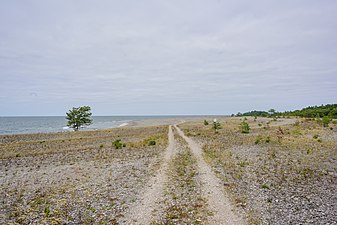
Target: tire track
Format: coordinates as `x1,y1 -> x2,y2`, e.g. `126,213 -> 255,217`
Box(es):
174,125 -> 245,225
122,125 -> 176,224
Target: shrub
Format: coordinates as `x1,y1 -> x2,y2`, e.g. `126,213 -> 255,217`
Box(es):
112,139 -> 123,149
240,121 -> 250,133
212,120 -> 221,133
261,184 -> 270,189
313,134 -> 319,139
148,140 -> 156,146
204,120 -> 209,125
255,136 -> 262,144
265,136 -> 271,143
322,116 -> 331,127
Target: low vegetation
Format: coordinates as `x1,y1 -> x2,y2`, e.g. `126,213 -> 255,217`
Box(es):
0,126 -> 168,224
240,121 -> 250,133
153,129 -> 208,224
179,117 -> 337,224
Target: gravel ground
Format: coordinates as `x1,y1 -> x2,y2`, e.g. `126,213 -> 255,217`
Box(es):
0,126 -> 168,224
180,117 -> 337,225
2,117 -> 336,224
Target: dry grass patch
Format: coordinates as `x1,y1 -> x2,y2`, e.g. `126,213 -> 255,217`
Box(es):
153,129 -> 209,224
179,118 -> 337,225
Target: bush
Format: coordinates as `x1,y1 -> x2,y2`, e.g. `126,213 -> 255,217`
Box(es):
148,140 -> 156,146
204,120 -> 209,125
322,116 -> 331,127
255,136 -> 262,144
212,121 -> 221,133
112,139 -> 124,149
240,121 -> 250,133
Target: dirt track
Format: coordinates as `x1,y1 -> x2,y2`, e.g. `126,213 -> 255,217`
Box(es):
123,125 -> 244,224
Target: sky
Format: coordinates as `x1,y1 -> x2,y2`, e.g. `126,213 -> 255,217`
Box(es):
0,0 -> 336,116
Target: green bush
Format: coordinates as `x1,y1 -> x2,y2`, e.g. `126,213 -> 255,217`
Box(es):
204,120 -> 209,125
240,121 -> 250,133
112,139 -> 124,149
322,116 -> 331,127
148,140 -> 156,146
255,136 -> 262,144
212,121 -> 221,133
261,184 -> 270,189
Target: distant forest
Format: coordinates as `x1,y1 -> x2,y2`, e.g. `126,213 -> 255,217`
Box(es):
235,104 -> 337,119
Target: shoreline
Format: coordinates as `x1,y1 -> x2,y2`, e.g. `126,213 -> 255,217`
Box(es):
0,116 -> 221,136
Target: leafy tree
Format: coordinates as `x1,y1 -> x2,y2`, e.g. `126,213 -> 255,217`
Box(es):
268,109 -> 276,115
66,106 -> 93,131
240,121 -> 250,133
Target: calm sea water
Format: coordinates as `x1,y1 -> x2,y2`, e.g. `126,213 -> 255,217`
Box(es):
0,116 -> 179,135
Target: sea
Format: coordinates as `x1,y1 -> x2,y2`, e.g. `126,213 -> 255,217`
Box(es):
0,116 -> 180,135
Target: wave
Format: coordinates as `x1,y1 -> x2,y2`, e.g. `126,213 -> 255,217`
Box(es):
118,123 -> 128,127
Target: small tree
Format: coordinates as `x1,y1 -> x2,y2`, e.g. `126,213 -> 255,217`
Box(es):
66,106 -> 93,131
213,119 -> 221,133
268,109 -> 276,115
240,121 -> 250,133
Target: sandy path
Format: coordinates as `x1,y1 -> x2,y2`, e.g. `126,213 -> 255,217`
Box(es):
174,125 -> 245,225
122,125 -> 176,224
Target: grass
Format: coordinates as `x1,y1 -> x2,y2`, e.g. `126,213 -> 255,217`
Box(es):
179,117 -> 337,224
153,128 -> 208,224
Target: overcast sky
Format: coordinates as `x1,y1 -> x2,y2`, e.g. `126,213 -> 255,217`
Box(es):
1,0 -> 336,116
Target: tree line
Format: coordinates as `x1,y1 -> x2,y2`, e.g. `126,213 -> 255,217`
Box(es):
234,104 -> 337,119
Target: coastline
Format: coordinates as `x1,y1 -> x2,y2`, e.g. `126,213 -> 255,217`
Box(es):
125,116 -> 222,128
0,116 -> 221,136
